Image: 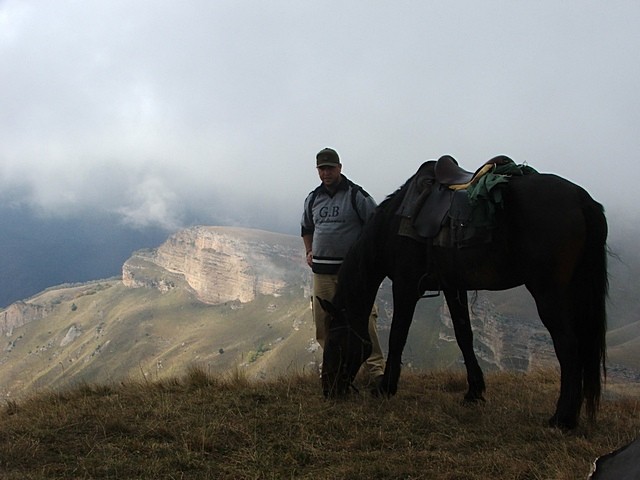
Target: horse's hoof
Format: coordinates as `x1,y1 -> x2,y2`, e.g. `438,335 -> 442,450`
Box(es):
463,393 -> 486,403
370,378 -> 399,398
548,414 -> 577,431
369,375 -> 384,397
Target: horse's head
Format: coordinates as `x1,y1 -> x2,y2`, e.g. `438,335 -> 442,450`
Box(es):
317,297 -> 372,398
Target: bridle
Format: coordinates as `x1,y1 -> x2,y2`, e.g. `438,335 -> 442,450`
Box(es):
325,320 -> 372,395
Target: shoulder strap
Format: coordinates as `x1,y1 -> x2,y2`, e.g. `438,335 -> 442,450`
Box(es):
349,182 -> 365,225
306,187 -> 321,226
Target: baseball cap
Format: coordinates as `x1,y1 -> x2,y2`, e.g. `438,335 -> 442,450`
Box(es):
316,147 -> 341,167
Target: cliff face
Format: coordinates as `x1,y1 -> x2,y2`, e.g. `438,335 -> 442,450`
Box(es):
0,226 -> 311,345
0,227 -> 316,398
0,302 -> 51,337
437,292 -> 555,372
123,226 -> 310,305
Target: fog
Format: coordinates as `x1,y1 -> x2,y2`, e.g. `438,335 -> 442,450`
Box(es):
1,1 -> 639,305
2,1 -> 638,235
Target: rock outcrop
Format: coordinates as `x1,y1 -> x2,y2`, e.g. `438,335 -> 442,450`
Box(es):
0,301 -> 51,337
123,226 -> 310,305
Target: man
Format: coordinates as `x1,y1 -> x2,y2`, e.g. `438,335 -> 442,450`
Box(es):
301,147 -> 385,381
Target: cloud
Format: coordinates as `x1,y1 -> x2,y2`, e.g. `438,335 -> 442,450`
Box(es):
1,1 -> 639,235
116,176 -> 180,230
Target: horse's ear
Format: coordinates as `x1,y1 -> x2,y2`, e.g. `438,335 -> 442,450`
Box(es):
317,297 -> 338,316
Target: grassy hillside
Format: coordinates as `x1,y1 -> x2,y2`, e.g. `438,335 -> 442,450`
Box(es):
607,320 -> 640,370
1,272 -> 478,399
0,368 -> 638,479
3,275 -> 638,401
0,279 -> 320,398
1,221 -> 637,401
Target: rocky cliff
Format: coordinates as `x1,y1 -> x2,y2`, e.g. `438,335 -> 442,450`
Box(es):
0,227 -> 317,398
0,301 -> 51,337
123,226 -> 311,305
1,226 -> 312,351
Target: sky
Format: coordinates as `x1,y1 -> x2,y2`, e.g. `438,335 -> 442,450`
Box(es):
1,0 -> 639,237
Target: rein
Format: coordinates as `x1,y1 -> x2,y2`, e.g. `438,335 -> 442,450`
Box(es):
327,320 -> 371,394
328,322 -> 372,348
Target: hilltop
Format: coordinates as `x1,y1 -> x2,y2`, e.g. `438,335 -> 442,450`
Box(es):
0,367 -> 638,479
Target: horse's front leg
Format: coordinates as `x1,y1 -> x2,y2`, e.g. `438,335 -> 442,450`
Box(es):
377,285 -> 420,396
443,289 -> 486,402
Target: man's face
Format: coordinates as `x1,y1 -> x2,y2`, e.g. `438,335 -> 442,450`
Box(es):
317,165 -> 342,189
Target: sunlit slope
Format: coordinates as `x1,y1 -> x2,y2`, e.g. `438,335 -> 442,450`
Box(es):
0,278 -> 318,397
1,226 -> 637,399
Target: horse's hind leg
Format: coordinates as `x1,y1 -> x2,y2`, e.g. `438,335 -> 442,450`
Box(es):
443,289 -> 486,401
548,333 -> 583,429
530,287 -> 583,429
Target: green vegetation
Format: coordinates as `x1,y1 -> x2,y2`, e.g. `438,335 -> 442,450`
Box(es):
0,367 -> 637,479
246,343 -> 270,363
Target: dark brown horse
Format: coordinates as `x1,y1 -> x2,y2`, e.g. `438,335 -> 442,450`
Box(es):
320,157 -> 608,430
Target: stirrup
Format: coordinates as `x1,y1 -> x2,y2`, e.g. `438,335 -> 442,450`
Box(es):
420,290 -> 441,299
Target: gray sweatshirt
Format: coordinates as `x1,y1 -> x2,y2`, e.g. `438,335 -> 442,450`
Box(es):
301,175 -> 377,274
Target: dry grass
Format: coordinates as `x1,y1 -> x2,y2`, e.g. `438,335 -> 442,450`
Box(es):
0,367 -> 638,479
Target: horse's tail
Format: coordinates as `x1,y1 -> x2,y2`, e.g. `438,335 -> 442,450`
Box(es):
575,191 -> 608,421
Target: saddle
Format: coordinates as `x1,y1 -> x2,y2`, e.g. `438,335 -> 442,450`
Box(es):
436,154 -> 513,190
434,154 -> 474,186
397,155 -> 515,243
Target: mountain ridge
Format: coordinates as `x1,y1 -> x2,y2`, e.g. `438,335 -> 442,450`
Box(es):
1,225 -> 637,399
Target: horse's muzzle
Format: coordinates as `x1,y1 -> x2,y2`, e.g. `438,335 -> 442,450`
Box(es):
321,371 -> 351,398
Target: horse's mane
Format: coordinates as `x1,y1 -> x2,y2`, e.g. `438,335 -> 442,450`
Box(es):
355,169 -> 420,254
335,172 -> 418,308
373,172 -> 416,219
